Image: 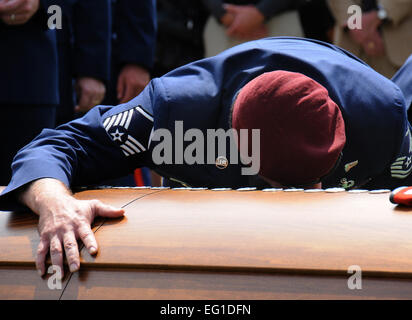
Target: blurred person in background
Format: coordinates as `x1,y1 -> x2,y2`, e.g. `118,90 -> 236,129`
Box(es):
104,0 -> 156,106
297,0 -> 335,43
54,0 -> 111,126
202,0 -> 304,57
102,0 -> 157,187
0,0 -> 59,185
152,0 -> 209,77
328,0 -> 412,79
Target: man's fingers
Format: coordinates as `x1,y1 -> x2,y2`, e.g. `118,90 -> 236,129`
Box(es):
49,235 -> 64,279
0,0 -> 24,13
223,4 -> 238,14
120,83 -> 135,104
74,78 -> 106,113
1,12 -> 29,25
63,231 -> 80,273
92,200 -> 125,219
226,23 -> 237,37
36,237 -> 49,276
77,224 -> 98,255
75,89 -> 93,113
117,75 -> 126,101
363,32 -> 385,57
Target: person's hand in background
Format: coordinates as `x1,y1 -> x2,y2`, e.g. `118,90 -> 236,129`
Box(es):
362,27 -> 385,57
117,64 -> 150,104
0,0 -> 39,25
220,9 -> 235,27
74,77 -> 106,113
223,4 -> 267,40
348,10 -> 385,57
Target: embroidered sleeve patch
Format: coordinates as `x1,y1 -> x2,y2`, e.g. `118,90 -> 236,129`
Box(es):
391,127 -> 412,179
103,105 -> 153,157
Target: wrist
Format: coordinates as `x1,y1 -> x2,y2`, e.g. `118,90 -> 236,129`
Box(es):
19,179 -> 72,214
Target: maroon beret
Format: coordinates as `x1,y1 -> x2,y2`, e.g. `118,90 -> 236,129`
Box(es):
232,71 -> 346,186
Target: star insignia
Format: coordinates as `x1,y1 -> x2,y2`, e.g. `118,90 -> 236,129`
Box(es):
406,156 -> 412,168
111,128 -> 124,142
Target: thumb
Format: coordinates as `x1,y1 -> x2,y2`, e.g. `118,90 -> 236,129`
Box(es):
91,200 -> 125,218
117,74 -> 126,101
223,4 -> 238,14
226,21 -> 238,37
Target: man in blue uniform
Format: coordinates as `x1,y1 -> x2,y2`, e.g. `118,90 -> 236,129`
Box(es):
0,0 -> 59,185
54,0 -> 111,125
103,0 -> 156,186
104,0 -> 156,106
1,37 -> 412,277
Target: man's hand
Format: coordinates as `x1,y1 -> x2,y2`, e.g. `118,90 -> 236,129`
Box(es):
362,28 -> 385,57
19,179 -> 125,278
0,0 -> 39,25
348,10 -> 385,57
117,64 -> 150,104
75,77 -> 106,113
220,10 -> 235,28
223,4 -> 267,40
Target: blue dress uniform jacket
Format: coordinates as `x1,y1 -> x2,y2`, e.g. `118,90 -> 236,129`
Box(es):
52,0 -> 111,124
103,0 -> 156,109
1,37 -> 412,208
0,0 -> 58,105
111,0 -> 156,71
53,0 -> 111,82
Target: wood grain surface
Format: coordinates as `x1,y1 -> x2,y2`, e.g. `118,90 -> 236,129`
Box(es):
2,187 -> 412,299
79,189 -> 412,277
61,268 -> 412,300
0,266 -> 71,300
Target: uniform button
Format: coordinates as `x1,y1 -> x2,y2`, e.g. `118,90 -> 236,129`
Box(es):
112,33 -> 117,40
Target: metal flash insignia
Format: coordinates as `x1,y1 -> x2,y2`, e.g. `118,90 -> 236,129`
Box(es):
215,156 -> 228,169
344,160 -> 359,173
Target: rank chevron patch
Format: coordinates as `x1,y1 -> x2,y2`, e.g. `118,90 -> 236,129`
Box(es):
391,156 -> 412,179
391,128 -> 412,179
103,105 -> 154,157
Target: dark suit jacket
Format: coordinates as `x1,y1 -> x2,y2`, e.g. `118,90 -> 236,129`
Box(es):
53,0 -> 111,123
0,0 -> 59,105
103,0 -> 157,105
111,0 -> 157,72
54,0 -> 111,83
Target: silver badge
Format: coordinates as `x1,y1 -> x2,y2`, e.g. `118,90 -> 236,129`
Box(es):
215,156 -> 228,169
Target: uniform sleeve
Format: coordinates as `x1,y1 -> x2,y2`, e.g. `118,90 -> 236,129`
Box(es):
392,54 -> 412,111
115,0 -> 157,70
72,0 -> 111,82
202,0 -> 225,22
0,82 -> 159,210
256,0 -> 298,20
